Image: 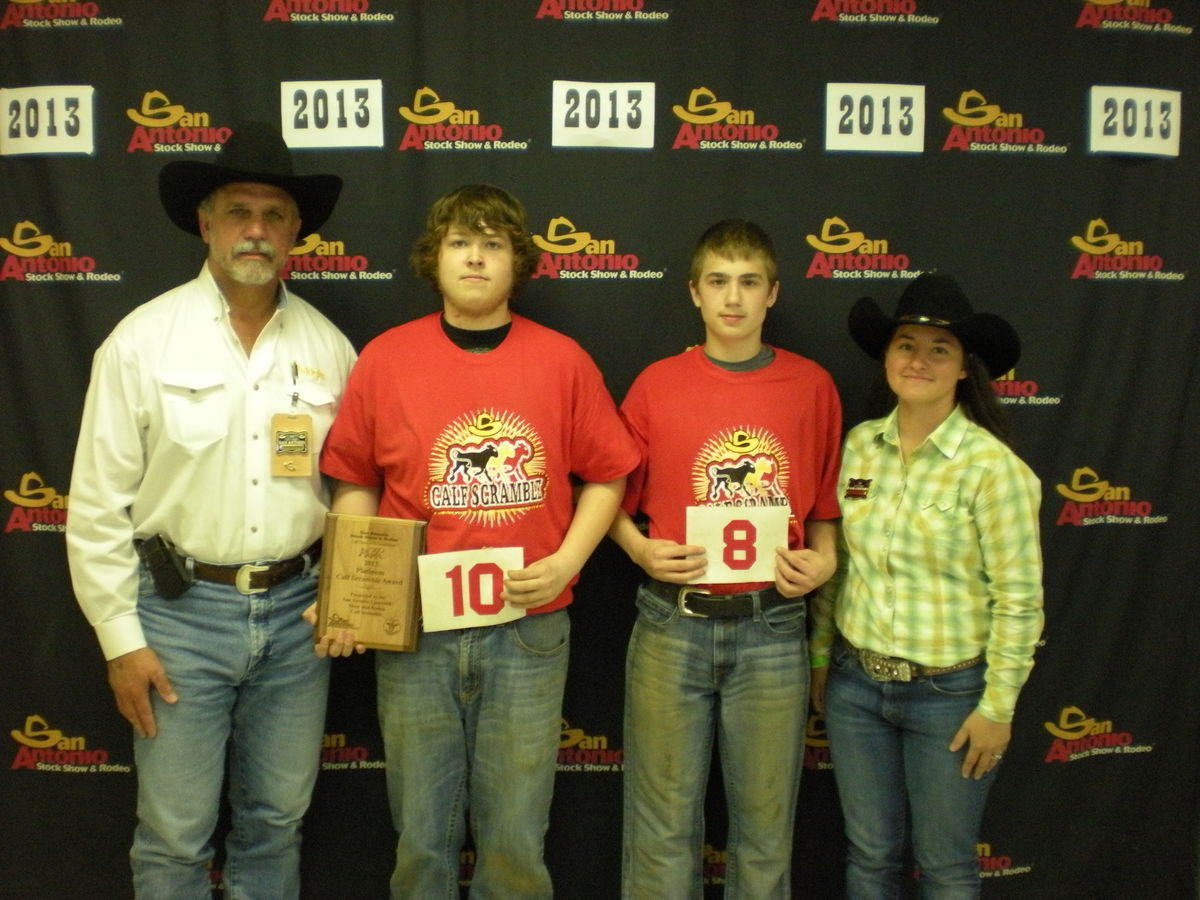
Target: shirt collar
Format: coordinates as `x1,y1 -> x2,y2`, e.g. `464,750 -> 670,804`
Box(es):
198,264 -> 290,316
877,404 -> 970,460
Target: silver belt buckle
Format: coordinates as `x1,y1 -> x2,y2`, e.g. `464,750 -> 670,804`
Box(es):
235,563 -> 271,595
677,585 -> 713,618
861,649 -> 912,682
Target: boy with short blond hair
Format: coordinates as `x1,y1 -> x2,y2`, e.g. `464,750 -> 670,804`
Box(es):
611,219 -> 842,898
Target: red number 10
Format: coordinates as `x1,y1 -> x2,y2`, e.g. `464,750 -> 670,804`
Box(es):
446,562 -> 506,616
722,519 -> 757,570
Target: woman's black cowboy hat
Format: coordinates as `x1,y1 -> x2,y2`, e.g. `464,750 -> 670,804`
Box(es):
848,272 -> 1021,377
158,120 -> 342,238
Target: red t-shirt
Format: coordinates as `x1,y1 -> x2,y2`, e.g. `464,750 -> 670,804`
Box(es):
620,345 -> 842,594
321,313 -> 640,612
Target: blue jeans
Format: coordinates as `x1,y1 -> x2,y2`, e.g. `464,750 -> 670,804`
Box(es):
375,610 -> 570,899
132,567 -> 329,900
622,583 -> 809,900
824,642 -> 995,900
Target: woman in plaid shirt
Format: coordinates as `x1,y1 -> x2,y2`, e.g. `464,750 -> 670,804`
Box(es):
810,273 -> 1044,899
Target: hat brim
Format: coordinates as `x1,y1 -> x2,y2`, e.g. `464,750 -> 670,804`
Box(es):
848,295 -> 1021,377
159,161 -> 342,238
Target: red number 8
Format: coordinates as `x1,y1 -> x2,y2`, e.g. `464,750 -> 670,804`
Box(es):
722,519 -> 757,570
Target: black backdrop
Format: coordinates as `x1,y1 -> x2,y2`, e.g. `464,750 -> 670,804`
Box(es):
2,1 -> 1198,897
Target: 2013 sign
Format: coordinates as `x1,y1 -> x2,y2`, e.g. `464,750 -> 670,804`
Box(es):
280,79 -> 384,148
552,80 -> 656,149
0,86 -> 95,156
825,83 -> 925,153
1088,86 -> 1181,157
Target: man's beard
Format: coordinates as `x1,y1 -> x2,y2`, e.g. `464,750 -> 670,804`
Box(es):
226,240 -> 279,286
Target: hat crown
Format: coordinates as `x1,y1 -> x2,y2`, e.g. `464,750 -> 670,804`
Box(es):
218,121 -> 296,178
894,273 -> 974,325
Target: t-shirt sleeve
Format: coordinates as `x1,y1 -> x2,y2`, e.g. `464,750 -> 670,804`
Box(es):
567,350 -> 641,486
809,370 -> 844,522
319,344 -> 383,488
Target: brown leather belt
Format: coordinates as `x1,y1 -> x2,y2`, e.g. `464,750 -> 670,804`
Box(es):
645,578 -> 793,618
192,541 -> 322,595
842,637 -> 983,683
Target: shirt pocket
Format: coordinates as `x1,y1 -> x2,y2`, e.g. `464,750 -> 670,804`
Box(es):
159,369 -> 228,452
914,488 -> 971,549
288,383 -> 336,441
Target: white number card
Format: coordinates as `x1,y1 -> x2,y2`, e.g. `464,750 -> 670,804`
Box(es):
418,546 -> 526,632
685,506 -> 789,584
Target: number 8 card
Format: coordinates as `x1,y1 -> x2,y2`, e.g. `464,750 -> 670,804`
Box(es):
684,506 -> 789,584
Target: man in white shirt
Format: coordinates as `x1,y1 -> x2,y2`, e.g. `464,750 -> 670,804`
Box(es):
65,121 -> 355,899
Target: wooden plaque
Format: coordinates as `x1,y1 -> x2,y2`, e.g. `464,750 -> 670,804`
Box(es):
316,513 -> 425,651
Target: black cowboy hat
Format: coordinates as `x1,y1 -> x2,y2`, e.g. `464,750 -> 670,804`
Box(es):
848,272 -> 1021,377
158,120 -> 342,238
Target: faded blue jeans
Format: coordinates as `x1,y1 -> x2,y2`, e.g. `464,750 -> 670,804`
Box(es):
375,609 -> 570,899
824,641 -> 996,900
132,567 -> 329,900
622,582 -> 810,899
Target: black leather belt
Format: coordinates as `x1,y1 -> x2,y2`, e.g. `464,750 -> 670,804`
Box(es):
645,578 -> 791,618
192,541 -> 322,595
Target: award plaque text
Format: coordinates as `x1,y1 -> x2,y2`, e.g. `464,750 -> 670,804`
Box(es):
316,513 -> 425,651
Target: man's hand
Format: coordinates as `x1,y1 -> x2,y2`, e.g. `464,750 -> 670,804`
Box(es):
107,647 -> 177,739
631,538 -> 707,584
302,602 -> 365,658
949,709 -> 1011,780
774,546 -> 836,598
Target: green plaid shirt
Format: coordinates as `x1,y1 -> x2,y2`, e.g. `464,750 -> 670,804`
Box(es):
811,405 -> 1044,722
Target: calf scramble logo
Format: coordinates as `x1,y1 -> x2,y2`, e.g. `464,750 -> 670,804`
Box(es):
283,232 -> 392,282
10,714 -> 126,772
0,1 -> 122,30
0,221 -> 117,283
1069,218 -> 1185,281
693,428 -> 791,508
804,217 -> 921,280
1043,705 -> 1153,763
125,91 -> 230,153
397,86 -> 527,151
1054,467 -> 1166,527
532,216 -> 661,281
941,90 -> 1067,154
670,87 -> 803,151
1075,0 -> 1192,34
810,0 -> 939,25
427,410 -> 546,526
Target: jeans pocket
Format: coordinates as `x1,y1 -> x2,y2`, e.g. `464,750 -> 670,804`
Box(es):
829,641 -> 855,672
508,609 -> 570,656
633,583 -> 678,627
925,663 -> 985,697
760,600 -> 806,636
